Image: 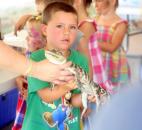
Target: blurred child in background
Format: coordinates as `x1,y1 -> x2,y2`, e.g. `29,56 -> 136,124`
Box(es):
12,15 -> 46,130
80,0 -> 130,129
14,0 -> 49,35
93,0 -> 130,90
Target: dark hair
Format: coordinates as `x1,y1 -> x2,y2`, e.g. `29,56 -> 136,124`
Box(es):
43,0 -> 73,6
42,2 -> 77,24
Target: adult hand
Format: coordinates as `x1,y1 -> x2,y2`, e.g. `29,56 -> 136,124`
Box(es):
32,60 -> 74,84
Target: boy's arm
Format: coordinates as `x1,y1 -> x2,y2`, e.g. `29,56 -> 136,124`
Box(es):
14,14 -> 32,35
37,80 -> 76,103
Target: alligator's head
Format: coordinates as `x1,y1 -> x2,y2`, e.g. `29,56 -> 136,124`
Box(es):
45,49 -> 66,65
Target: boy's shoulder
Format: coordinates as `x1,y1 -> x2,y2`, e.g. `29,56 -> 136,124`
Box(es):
70,49 -> 87,60
30,49 -> 45,62
69,49 -> 89,71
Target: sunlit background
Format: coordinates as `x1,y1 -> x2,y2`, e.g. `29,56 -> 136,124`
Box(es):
1,0 -> 34,9
0,0 -> 35,34
0,0 -> 142,34
0,0 -> 142,129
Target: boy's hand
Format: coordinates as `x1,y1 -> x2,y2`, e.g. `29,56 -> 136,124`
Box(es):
57,78 -> 77,92
21,87 -> 28,100
66,80 -> 77,90
63,79 -> 77,91
16,76 -> 28,99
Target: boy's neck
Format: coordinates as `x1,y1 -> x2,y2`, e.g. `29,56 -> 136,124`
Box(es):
61,50 -> 71,58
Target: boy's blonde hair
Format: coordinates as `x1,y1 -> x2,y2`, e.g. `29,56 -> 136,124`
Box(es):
42,2 -> 77,24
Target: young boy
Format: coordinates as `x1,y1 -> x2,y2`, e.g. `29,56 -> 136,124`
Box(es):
22,2 -> 89,130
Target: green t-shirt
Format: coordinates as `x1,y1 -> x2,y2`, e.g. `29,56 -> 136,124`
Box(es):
22,49 -> 89,130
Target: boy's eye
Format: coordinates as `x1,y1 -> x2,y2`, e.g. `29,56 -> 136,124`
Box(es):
56,24 -> 64,28
69,25 -> 77,31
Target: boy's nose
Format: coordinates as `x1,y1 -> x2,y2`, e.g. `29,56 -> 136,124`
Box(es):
63,28 -> 70,35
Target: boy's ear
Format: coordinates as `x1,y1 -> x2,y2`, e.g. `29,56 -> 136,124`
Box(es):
41,24 -> 47,36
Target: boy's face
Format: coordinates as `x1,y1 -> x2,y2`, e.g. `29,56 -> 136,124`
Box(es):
43,11 -> 78,52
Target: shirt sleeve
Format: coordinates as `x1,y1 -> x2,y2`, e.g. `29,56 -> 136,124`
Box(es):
27,77 -> 50,93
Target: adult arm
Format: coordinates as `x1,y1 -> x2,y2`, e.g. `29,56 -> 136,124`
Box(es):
37,81 -> 76,103
0,41 -> 73,84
